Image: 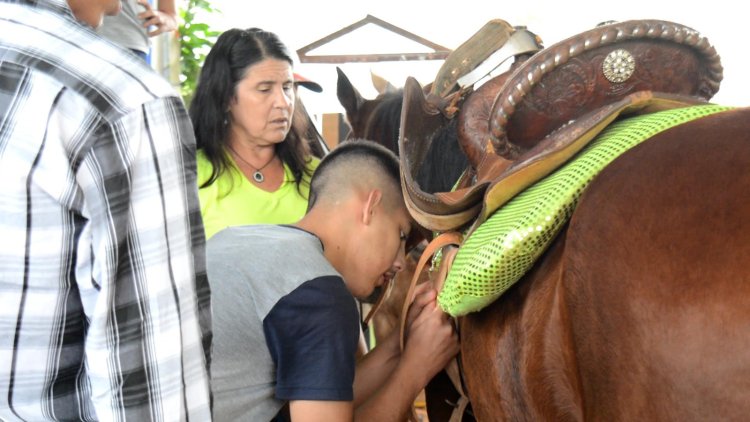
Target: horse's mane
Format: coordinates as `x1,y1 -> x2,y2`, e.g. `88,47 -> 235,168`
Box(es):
363,91 -> 403,156
417,118 -> 468,195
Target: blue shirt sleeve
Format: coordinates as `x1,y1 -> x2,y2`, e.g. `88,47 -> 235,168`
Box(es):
263,276 -> 360,402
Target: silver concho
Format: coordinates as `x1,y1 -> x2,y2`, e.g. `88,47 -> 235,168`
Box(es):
602,49 -> 635,83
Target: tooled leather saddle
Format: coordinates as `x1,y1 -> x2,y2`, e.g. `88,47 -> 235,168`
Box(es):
399,19 -> 723,234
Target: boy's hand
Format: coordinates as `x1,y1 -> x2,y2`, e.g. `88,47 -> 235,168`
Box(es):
403,281 -> 436,336
401,298 -> 459,386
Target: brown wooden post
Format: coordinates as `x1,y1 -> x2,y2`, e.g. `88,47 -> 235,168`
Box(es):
322,113 -> 350,149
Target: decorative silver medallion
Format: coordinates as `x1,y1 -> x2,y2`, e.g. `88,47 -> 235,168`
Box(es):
252,171 -> 265,183
602,49 -> 635,83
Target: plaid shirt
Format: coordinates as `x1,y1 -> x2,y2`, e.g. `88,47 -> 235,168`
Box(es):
0,1 -> 212,420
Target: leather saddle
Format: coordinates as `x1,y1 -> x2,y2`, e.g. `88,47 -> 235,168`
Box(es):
399,19 -> 723,233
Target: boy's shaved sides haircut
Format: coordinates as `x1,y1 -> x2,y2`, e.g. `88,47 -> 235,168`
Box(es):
307,140 -> 402,211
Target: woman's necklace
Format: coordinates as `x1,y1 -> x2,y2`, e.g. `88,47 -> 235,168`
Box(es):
227,145 -> 275,183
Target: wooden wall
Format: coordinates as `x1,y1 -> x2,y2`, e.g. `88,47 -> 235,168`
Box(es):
322,113 -> 350,149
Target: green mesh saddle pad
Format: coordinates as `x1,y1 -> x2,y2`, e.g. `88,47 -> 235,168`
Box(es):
438,104 -> 732,317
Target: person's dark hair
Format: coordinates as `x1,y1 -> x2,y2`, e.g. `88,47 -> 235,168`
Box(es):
190,28 -> 311,191
307,139 -> 401,211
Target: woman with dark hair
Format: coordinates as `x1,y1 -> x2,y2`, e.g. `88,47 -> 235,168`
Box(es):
190,28 -> 318,239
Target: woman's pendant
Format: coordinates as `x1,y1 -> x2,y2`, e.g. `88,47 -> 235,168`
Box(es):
253,170 -> 265,183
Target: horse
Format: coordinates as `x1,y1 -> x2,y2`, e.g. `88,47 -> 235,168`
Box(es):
396,19 -> 750,421
341,18 -> 750,420
336,67 -> 403,155
457,106 -> 750,420
336,67 -> 468,195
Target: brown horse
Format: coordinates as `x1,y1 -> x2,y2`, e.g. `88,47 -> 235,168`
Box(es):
336,67 -> 403,154
395,19 -> 750,421
336,67 -> 469,205
458,107 -> 750,420
341,16 -> 750,417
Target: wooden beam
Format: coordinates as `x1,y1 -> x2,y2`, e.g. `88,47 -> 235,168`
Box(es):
301,52 -> 451,63
297,14 -> 451,63
364,15 -> 449,52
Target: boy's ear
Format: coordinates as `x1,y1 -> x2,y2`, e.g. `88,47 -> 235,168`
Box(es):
361,189 -> 383,225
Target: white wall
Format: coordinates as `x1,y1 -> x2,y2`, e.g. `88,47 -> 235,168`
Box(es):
206,0 -> 748,121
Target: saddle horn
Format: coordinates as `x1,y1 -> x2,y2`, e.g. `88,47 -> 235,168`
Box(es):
431,19 -> 514,98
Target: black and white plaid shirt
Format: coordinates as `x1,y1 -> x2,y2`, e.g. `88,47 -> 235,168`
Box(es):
0,1 -> 212,420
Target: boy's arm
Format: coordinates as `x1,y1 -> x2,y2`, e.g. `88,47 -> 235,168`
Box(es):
353,298 -> 459,421
290,301 -> 455,422
265,277 -> 359,421
351,281 -> 436,406
290,401 -> 353,422
286,283 -> 458,422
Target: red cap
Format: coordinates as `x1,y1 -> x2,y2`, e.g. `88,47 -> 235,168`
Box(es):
294,73 -> 323,93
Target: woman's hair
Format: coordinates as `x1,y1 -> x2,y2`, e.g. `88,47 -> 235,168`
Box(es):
190,28 -> 311,190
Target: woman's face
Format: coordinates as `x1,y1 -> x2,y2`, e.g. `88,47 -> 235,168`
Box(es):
228,58 -> 295,147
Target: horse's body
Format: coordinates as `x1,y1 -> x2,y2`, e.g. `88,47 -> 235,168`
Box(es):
461,108 -> 750,420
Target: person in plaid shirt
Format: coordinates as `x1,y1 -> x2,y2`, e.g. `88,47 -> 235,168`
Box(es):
0,0 -> 212,420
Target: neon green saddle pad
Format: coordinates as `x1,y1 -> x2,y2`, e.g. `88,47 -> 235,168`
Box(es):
438,104 -> 731,317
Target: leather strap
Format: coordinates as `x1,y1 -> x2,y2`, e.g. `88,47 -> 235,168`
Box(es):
399,231 -> 463,351
395,232 -> 469,420
362,277 -> 392,326
433,245 -> 459,294
446,358 -> 471,422
361,241 -> 426,329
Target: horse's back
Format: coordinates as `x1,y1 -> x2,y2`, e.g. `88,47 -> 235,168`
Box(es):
566,107 -> 750,420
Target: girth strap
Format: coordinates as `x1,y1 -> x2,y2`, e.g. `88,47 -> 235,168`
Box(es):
446,358 -> 471,422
